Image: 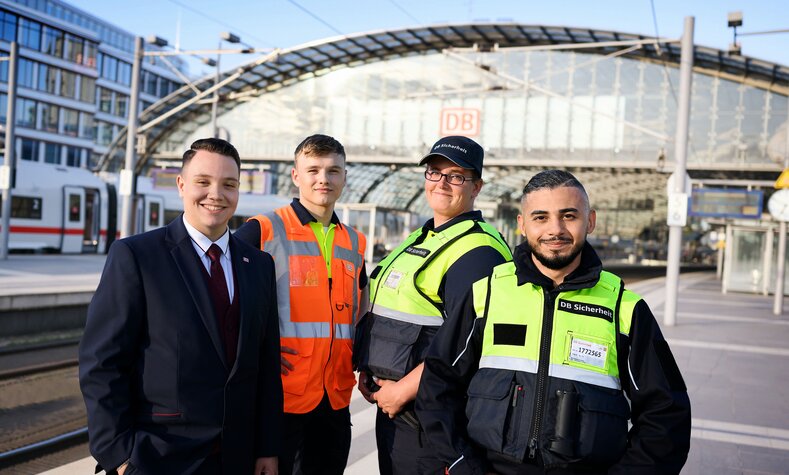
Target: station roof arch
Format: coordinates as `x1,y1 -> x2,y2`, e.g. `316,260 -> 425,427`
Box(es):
98,23 -> 789,241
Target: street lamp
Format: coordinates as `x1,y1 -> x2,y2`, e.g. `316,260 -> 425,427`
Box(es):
211,32 -> 242,138
727,11 -> 789,56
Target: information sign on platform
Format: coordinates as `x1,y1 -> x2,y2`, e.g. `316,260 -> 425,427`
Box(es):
688,188 -> 763,219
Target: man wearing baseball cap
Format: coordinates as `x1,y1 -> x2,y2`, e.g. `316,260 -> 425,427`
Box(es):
354,136 -> 513,474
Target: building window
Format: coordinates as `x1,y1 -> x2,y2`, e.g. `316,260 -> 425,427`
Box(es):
0,93 -> 6,124
96,120 -> 114,145
143,71 -> 157,95
15,97 -> 37,128
18,18 -> 41,50
64,33 -> 84,63
63,108 -> 79,136
20,138 -> 39,162
39,102 -> 59,132
65,146 -> 81,167
0,60 -> 7,83
60,70 -> 76,98
118,61 -> 132,86
79,112 -> 93,138
101,54 -> 117,82
80,76 -> 95,103
84,41 -> 97,68
42,26 -> 63,57
115,93 -> 128,117
37,63 -> 57,94
17,58 -> 36,89
98,87 -> 112,113
0,11 -> 17,42
44,142 -> 61,164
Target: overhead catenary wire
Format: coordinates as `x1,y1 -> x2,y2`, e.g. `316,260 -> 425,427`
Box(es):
386,0 -> 421,24
285,0 -> 344,36
164,0 -> 274,47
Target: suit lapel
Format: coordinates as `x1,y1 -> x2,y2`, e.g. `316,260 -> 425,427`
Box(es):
167,218 -> 228,370
228,235 -> 251,379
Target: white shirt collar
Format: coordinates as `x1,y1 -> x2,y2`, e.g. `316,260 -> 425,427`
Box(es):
182,215 -> 230,256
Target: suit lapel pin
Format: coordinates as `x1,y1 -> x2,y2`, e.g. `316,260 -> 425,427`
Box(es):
243,256 -> 250,263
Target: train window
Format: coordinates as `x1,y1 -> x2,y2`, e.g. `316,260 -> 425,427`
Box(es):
0,196 -> 43,220
68,194 -> 81,222
164,209 -> 181,225
149,202 -> 160,226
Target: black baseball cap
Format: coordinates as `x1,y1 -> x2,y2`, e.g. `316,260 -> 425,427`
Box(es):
419,136 -> 484,178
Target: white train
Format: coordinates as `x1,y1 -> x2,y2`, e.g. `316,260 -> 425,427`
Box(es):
4,160 -> 290,253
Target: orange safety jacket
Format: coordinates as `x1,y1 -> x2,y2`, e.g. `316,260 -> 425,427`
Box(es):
249,205 -> 366,414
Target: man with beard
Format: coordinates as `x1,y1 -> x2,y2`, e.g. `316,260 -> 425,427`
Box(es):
416,170 -> 691,475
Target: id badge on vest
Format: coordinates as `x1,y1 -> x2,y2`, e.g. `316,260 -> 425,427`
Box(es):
564,332 -> 610,372
383,269 -> 405,290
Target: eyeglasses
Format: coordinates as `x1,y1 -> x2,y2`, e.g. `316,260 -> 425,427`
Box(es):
424,170 -> 476,186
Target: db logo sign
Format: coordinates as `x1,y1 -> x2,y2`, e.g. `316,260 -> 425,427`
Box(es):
440,108 -> 480,136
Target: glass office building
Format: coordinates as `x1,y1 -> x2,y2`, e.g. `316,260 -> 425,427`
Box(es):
0,0 -> 184,169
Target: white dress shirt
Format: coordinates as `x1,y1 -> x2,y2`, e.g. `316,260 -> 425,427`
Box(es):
182,216 -> 235,301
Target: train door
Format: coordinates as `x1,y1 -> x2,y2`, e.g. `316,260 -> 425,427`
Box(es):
143,195 -> 165,232
62,186 -> 85,253
82,188 -> 100,253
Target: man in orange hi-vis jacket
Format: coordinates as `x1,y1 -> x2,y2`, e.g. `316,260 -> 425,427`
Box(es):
235,134 -> 368,475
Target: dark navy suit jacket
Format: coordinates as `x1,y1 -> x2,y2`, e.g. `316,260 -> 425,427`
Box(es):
79,216 -> 283,474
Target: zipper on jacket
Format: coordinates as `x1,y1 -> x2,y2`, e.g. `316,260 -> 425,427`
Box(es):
528,290 -> 556,459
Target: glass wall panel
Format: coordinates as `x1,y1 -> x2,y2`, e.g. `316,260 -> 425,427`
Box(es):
80,76 -> 95,103
15,97 -> 36,128
39,102 -> 59,132
20,138 -> 39,161
41,26 -> 63,57
60,70 -> 76,98
18,17 -> 41,50
63,108 -> 78,136
44,142 -> 61,164
64,33 -> 83,63
17,58 -> 36,88
37,63 -> 57,94
0,10 -> 16,42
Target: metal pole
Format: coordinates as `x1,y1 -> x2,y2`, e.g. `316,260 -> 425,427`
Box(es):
664,17 -> 694,327
120,36 -> 143,239
210,40 -> 221,138
773,105 -> 789,314
0,42 -> 18,260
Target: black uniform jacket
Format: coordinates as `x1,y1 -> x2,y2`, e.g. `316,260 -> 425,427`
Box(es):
79,216 -> 283,475
416,242 -> 691,475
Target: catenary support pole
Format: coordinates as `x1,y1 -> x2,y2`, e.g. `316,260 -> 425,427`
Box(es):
0,42 -> 18,260
120,36 -> 144,238
664,17 -> 694,327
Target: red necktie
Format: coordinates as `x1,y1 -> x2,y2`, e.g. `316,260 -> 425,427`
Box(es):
206,244 -> 230,320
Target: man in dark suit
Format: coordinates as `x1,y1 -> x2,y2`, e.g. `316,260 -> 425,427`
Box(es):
79,138 -> 282,475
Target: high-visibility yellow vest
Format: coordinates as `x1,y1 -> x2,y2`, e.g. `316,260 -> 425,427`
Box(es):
361,219 -> 511,380
249,205 -> 366,414
465,261 -> 640,467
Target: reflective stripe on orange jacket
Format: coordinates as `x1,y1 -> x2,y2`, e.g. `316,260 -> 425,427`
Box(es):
250,205 -> 366,414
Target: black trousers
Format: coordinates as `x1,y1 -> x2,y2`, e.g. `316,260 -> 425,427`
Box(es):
279,392 -> 352,475
376,408 -> 445,475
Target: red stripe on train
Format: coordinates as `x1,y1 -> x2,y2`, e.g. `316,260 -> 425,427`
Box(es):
9,226 -> 86,235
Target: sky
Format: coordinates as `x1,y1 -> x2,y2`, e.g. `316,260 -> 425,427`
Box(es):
66,0 -> 789,78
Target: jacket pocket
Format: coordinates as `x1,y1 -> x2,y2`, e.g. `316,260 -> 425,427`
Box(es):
466,369 -> 523,455
365,316 -> 421,380
573,385 -> 630,464
281,338 -> 315,396
135,404 -> 185,424
332,338 -> 356,391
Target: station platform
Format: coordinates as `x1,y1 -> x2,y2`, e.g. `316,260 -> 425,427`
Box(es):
1,256 -> 786,474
